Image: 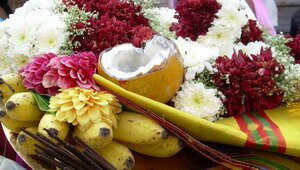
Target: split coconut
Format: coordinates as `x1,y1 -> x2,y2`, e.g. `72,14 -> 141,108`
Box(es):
98,36 -> 184,103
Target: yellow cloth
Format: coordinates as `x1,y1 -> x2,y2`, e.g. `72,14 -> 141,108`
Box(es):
93,74 -> 300,157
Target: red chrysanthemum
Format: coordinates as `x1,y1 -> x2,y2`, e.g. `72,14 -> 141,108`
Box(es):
43,52 -> 100,93
213,48 -> 284,115
19,53 -> 59,95
66,0 -> 154,54
170,0 -> 221,41
67,0 -> 149,27
285,34 -> 300,64
131,25 -> 154,47
240,19 -> 263,45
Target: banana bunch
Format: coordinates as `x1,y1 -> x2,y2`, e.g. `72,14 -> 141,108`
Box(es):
0,74 -> 44,134
0,74 -> 27,105
16,127 -> 41,155
95,140 -> 135,170
0,73 -> 183,169
38,113 -> 70,142
71,111 -> 184,169
74,122 -> 113,149
0,91 -> 46,155
0,74 -> 46,155
0,91 -> 44,133
113,111 -> 184,158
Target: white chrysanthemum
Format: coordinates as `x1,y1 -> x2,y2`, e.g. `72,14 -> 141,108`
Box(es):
144,7 -> 177,39
7,17 -> 37,57
150,7 -> 177,25
216,4 -> 248,28
175,37 -> 218,80
0,0 -> 66,74
224,41 -> 270,57
172,82 -> 223,121
0,57 -> 12,75
0,20 -> 9,37
217,0 -> 256,20
34,14 -> 68,54
0,37 -> 11,75
195,0 -> 255,50
13,0 -> 56,16
10,54 -> 29,71
200,25 -> 239,49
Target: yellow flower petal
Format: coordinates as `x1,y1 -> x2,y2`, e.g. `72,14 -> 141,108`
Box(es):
100,106 -> 110,115
49,87 -> 122,128
74,101 -> 85,110
89,105 -> 101,121
65,110 -> 76,123
76,106 -> 89,116
94,100 -> 109,106
55,110 -> 66,122
57,98 -> 72,105
77,114 -> 90,126
60,103 -> 74,112
79,92 -> 88,101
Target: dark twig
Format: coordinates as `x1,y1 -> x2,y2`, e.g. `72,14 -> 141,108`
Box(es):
20,128 -> 115,170
43,128 -> 103,170
74,136 -> 116,170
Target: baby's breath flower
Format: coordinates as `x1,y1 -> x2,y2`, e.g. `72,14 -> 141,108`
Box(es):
265,33 -> 300,102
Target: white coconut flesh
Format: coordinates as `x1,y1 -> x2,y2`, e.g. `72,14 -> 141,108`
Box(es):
101,36 -> 175,79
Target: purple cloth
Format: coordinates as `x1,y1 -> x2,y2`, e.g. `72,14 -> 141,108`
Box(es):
16,154 -> 32,170
169,0 -> 176,8
1,126 -> 32,169
253,0 -> 276,35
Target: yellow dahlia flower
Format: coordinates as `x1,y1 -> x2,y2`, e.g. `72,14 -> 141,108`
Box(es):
49,87 -> 122,131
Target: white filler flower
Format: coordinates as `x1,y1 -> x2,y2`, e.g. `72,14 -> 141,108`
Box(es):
172,81 -> 223,121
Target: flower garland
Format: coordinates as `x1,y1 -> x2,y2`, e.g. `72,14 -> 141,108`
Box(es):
2,0 -> 300,123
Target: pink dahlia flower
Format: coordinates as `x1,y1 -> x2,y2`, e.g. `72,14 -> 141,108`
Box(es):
43,52 -> 100,91
19,53 -> 59,95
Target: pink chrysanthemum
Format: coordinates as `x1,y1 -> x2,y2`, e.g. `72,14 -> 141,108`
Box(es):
43,52 -> 100,92
19,53 -> 59,95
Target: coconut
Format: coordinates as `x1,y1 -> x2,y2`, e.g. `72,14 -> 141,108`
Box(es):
98,36 -> 184,103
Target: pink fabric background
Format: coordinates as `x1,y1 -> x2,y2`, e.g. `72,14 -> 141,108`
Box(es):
252,0 -> 277,35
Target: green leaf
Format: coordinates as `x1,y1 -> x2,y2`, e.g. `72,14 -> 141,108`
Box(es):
31,91 -> 55,114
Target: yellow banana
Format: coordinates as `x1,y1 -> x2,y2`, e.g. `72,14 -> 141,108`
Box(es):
5,92 -> 44,121
113,111 -> 168,145
0,74 -> 27,104
95,140 -> 135,170
38,113 -> 69,142
73,122 -> 113,149
0,109 -> 39,133
120,135 -> 184,157
16,127 -> 40,155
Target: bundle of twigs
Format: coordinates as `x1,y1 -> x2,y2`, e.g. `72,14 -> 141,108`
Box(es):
20,128 -> 116,170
